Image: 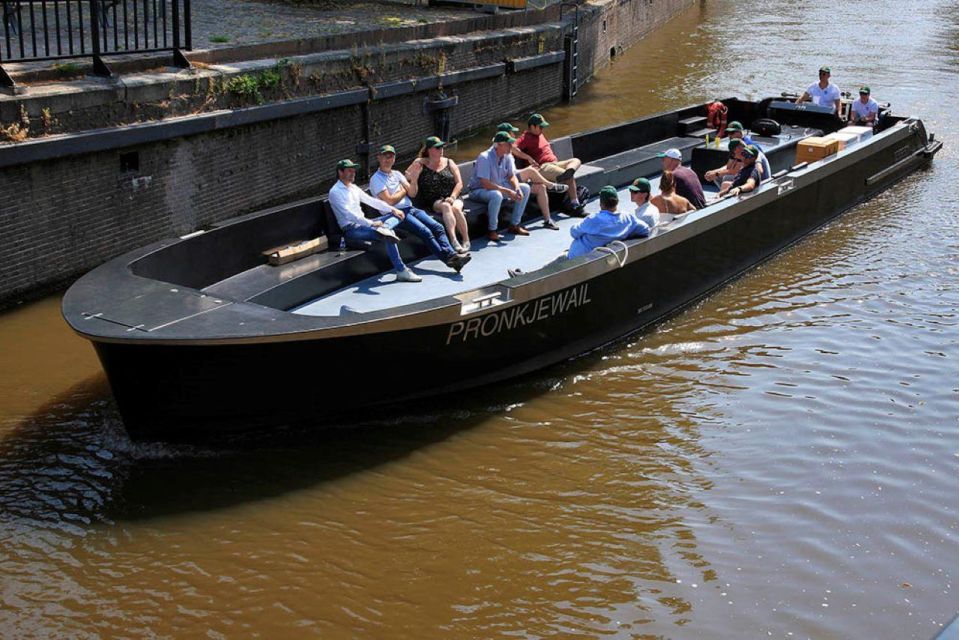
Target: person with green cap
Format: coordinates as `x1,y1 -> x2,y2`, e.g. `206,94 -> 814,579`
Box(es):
704,138 -> 745,188
566,186 -> 650,260
370,144 -> 470,273
628,177 -> 663,228
797,66 -> 842,118
514,113 -> 585,214
725,121 -> 755,146
406,135 -> 471,254
467,131 -> 532,242
850,85 -> 879,127
494,122 -> 567,230
719,145 -> 762,198
328,158 -> 421,283
718,127 -> 770,183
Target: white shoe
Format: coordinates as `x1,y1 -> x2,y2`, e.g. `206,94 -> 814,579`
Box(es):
396,268 -> 422,282
375,227 -> 400,244
546,182 -> 568,194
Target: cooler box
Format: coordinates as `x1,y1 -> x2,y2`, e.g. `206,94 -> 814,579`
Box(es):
795,136 -> 840,164
837,125 -> 874,144
823,132 -> 859,150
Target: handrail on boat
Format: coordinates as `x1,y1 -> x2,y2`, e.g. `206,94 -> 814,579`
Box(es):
595,240 -> 628,268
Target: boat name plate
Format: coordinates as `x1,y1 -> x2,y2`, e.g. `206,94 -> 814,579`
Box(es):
447,283 -> 592,345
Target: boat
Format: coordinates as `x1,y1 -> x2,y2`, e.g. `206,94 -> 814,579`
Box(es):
62,95 -> 943,441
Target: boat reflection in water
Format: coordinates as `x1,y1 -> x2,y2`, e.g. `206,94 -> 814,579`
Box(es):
62,96 -> 942,441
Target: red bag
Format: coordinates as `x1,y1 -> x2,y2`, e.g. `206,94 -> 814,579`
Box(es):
707,101 -> 728,138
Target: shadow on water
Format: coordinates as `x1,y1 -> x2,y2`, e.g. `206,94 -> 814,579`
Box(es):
0,369 -> 569,525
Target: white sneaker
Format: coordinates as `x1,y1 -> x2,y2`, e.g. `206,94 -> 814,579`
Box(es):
396,268 -> 422,282
375,227 -> 400,244
546,182 -> 568,194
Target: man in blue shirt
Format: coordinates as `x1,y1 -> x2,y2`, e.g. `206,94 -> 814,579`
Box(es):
370,144 -> 470,273
567,186 -> 650,259
468,131 -> 532,242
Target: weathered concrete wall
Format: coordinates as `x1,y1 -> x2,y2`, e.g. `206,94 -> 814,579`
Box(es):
576,0 -> 696,85
0,0 -> 694,307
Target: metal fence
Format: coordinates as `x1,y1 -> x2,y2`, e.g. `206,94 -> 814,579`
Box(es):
2,0 -> 190,83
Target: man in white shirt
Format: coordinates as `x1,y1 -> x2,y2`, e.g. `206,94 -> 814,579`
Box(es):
628,177 -> 664,227
850,85 -> 880,127
328,158 -> 421,283
797,66 -> 842,118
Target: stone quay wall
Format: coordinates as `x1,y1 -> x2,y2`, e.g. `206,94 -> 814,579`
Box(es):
0,0 -> 694,307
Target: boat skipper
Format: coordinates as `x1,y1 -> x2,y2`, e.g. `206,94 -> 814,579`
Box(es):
797,65 -> 842,118
567,186 -> 650,260
328,158 -> 422,283
370,145 -> 471,273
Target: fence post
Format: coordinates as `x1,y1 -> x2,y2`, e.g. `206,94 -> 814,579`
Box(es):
89,0 -> 112,76
183,0 -> 191,49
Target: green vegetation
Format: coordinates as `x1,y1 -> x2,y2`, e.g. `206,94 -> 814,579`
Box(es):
225,60 -> 288,104
52,62 -> 82,77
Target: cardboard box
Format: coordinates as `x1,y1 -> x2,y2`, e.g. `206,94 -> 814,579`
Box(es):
837,125 -> 873,144
263,237 -> 327,266
795,136 -> 840,164
823,132 -> 859,151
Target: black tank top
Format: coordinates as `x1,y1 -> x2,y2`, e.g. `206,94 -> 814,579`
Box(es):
414,160 -> 457,210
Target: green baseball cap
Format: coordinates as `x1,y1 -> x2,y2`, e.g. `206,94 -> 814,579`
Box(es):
628,178 -> 651,193
742,145 -> 759,159
599,185 -> 619,202
336,159 -> 361,170
424,136 -> 446,149
859,85 -> 871,94
819,66 -> 831,74
377,144 -> 396,154
728,138 -> 744,151
528,113 -> 550,127
492,131 -> 515,144
727,121 -> 744,132
497,122 -> 519,133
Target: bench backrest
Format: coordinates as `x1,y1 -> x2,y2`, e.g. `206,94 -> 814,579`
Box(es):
457,160 -> 476,189
550,136 -> 574,161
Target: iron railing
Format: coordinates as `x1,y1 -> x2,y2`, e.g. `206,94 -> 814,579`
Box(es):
1,0 -> 191,86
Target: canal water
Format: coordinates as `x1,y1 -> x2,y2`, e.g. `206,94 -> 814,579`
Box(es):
2,1 -> 958,637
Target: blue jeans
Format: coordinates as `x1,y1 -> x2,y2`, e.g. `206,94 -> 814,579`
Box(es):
469,183 -> 531,231
393,206 -> 455,260
343,215 -> 405,272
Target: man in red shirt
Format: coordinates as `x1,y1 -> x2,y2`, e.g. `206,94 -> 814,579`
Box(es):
514,113 -> 584,213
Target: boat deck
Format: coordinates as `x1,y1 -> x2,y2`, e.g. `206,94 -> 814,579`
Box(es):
293,177 -> 719,317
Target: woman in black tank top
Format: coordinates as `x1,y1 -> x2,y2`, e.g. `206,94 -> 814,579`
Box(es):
405,136 -> 470,252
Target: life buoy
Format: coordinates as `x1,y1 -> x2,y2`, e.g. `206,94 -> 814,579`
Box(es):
707,101 -> 728,138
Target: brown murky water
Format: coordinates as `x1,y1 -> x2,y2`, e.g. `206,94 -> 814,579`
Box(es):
3,2 -> 959,638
